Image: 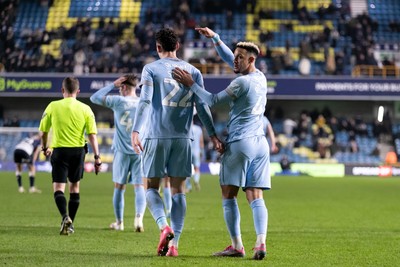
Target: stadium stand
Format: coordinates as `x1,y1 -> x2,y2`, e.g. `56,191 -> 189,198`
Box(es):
1,0 -> 400,167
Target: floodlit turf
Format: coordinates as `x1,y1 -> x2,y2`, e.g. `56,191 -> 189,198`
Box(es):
0,171 -> 399,266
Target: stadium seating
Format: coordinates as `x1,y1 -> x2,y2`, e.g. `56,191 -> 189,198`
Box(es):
3,0 -> 397,166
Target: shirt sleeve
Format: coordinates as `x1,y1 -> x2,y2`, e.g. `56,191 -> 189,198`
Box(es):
85,106 -> 98,134
38,103 -> 52,133
90,83 -> 115,108
213,37 -> 235,69
132,66 -> 153,133
190,83 -> 232,107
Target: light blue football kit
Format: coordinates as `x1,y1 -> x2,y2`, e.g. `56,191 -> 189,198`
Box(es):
133,58 -> 216,178
132,57 -> 217,247
90,84 -> 146,224
189,52 -> 271,190
188,35 -> 269,247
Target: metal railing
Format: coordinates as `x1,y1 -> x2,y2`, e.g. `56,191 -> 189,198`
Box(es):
352,65 -> 400,78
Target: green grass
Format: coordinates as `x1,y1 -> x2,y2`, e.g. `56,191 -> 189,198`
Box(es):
0,172 -> 399,266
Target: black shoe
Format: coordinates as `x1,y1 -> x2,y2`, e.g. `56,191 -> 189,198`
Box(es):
60,216 -> 72,235
67,223 -> 75,234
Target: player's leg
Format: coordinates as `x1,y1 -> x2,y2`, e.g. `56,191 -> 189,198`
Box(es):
246,188 -> 267,260
147,177 -> 174,256
51,148 -> 72,235
142,139 -> 174,255
213,185 -> 245,257
110,151 -> 129,231
15,163 -> 24,193
65,147 -> 86,234
131,154 -> 146,232
110,183 -> 126,230
185,176 -> 192,193
163,176 -> 172,218
134,183 -> 146,232
192,151 -> 201,191
14,149 -> 25,192
165,138 -> 192,257
213,141 -> 248,257
167,176 -> 186,256
244,136 -> 271,260
28,163 -> 41,193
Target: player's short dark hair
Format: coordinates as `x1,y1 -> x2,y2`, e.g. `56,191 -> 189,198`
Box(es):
62,77 -> 79,94
235,42 -> 260,57
121,74 -> 139,88
155,28 -> 178,52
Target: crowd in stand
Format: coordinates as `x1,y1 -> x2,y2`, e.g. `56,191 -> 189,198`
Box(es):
1,0 -> 398,75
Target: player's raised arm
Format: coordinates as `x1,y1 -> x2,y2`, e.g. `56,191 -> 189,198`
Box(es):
90,76 -> 127,106
195,27 -> 235,69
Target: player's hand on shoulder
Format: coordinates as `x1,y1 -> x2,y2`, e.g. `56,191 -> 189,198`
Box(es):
172,68 -> 194,87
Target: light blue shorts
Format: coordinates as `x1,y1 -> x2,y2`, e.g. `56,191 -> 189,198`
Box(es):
220,136 -> 271,190
113,150 -> 143,185
142,138 -> 192,178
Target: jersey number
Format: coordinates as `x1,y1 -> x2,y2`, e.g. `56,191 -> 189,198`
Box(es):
162,78 -> 193,107
120,111 -> 132,132
251,97 -> 265,115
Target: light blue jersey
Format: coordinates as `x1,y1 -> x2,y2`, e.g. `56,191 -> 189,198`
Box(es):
90,84 -> 139,154
132,58 -> 216,139
191,70 -> 267,143
189,36 -> 270,190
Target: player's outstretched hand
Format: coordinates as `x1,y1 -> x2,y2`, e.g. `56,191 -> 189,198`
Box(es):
194,27 -> 216,39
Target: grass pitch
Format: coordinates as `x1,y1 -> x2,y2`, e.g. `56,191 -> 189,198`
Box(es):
0,171 -> 399,266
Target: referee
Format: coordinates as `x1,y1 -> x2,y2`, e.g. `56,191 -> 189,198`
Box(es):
39,76 -> 102,235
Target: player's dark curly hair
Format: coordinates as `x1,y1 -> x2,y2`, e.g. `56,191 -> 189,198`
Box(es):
155,28 -> 178,52
121,74 -> 139,88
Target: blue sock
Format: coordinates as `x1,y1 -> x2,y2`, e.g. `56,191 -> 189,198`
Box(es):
223,198 -> 241,238
113,188 -> 125,222
135,186 -> 146,215
146,188 -> 168,229
193,173 -> 200,184
163,187 -> 172,215
170,193 -> 186,247
250,198 -> 268,235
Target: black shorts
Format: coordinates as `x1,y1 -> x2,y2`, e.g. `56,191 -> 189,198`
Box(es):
14,149 -> 32,164
51,147 -> 86,183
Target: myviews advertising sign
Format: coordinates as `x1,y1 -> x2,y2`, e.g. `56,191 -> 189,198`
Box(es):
0,74 -> 117,97
2,74 -> 400,100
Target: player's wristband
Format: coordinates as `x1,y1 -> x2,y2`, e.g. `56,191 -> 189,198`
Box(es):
94,154 -> 101,160
41,147 -> 48,152
211,34 -> 220,44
